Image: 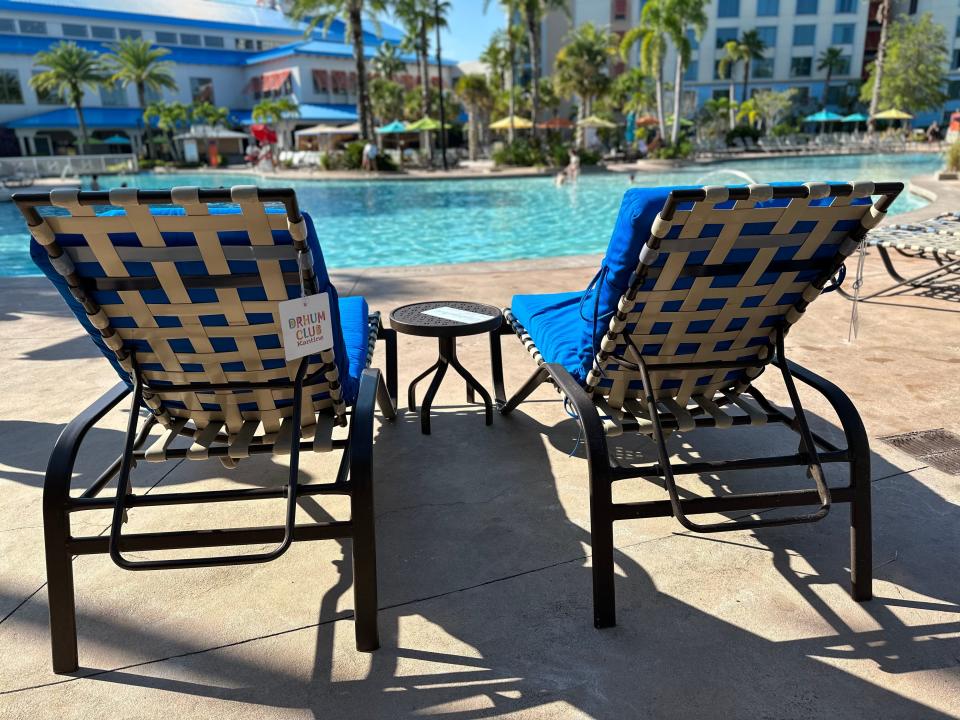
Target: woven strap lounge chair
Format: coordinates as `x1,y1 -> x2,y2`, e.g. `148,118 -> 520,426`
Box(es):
16,186 -> 398,673
490,181 -> 902,628
838,211 -> 960,302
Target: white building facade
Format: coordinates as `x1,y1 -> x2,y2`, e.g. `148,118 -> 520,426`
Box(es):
0,0 -> 453,156
543,0 -> 960,124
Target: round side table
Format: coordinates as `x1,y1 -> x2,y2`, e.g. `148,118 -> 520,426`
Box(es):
389,301 -> 503,435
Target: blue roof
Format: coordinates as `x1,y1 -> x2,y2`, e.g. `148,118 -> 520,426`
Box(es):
6,107 -> 147,128
245,38 -> 455,66
0,0 -> 401,44
233,103 -> 357,125
0,33 -> 250,65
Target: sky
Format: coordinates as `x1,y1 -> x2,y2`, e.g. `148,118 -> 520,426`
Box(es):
387,1 -> 507,64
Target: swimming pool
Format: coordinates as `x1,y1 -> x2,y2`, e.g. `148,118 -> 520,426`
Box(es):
0,152 -> 941,276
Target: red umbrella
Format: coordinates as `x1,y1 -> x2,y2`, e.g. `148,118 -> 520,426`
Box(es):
537,117 -> 574,129
635,115 -> 659,127
251,123 -> 277,144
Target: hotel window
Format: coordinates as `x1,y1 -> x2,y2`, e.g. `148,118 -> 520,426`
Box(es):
956,17 -> 960,36
948,80 -> 960,99
790,56 -> 812,76
955,49 -> 960,69
0,69 -> 22,103
91,26 -> 115,40
793,25 -> 815,46
795,0 -> 817,14
100,81 -> 126,107
612,0 -> 628,20
684,60 -> 699,81
0,19 -> 13,33
180,33 -> 202,46
19,20 -> 47,35
145,85 -> 163,103
756,26 -> 776,47
119,28 -> 141,39
312,69 -> 329,93
203,35 -> 224,48
716,27 -> 738,49
686,28 -> 699,49
190,77 -> 215,103
835,54 -> 851,74
832,23 -> 855,44
156,31 -> 178,44
331,71 -> 348,95
752,57 -> 774,78
62,24 -> 88,38
236,38 -> 256,50
756,0 -> 779,16
718,0 -> 739,17
834,0 -> 855,12
712,88 -> 728,100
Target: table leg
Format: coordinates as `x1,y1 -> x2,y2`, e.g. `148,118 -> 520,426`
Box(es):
407,358 -> 441,412
419,354 -> 448,435
446,340 -> 493,427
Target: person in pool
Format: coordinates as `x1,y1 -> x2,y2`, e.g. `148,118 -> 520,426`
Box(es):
90,174 -> 100,191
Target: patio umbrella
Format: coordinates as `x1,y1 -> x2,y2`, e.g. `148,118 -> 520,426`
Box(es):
635,115 -> 659,127
102,134 -> 132,144
577,115 -> 617,129
804,110 -> 844,123
872,108 -> 913,120
537,117 -> 574,130
376,120 -> 408,134
841,113 -> 869,122
407,116 -> 451,132
251,124 -> 278,144
489,115 -> 533,130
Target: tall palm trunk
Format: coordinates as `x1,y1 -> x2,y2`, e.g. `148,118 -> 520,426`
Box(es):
867,0 -> 892,134
507,31 -> 516,143
71,87 -> 88,155
654,64 -> 666,142
823,68 -> 833,105
575,95 -> 586,148
671,57 -> 684,146
742,60 -> 750,103
418,24 -> 432,159
349,7 -> 371,139
137,82 -> 154,160
467,106 -> 478,160
728,77 -> 736,129
527,15 -> 541,142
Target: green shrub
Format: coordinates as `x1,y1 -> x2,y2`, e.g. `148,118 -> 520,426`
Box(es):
578,148 -> 601,166
492,138 -> 546,167
946,141 -> 960,172
653,140 -> 693,160
724,125 -> 761,146
343,141 -> 366,170
770,122 -> 799,137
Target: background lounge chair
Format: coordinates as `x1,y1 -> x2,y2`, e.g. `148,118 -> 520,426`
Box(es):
491,181 -> 902,628
16,185 -> 398,673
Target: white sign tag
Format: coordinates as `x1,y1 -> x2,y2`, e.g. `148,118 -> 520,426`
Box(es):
421,306 -> 495,324
279,293 -> 334,361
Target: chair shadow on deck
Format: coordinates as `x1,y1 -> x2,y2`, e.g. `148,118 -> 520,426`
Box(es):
2,400 -> 958,718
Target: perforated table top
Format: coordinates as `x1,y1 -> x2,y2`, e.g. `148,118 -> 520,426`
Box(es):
390,301 -> 503,338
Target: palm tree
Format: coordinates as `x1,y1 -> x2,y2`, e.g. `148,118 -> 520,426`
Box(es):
734,29 -> 766,102
620,0 -> 670,141
252,97 -> 300,125
483,2 -> 523,143
666,0 -> 708,146
867,0 -> 894,134
143,100 -> 190,161
395,0 -> 432,122
191,101 -> 228,127
717,40 -> 740,129
480,30 -> 509,93
370,76 -> 405,124
102,37 -> 177,160
373,40 -> 405,80
518,0 -> 569,140
288,0 -> 387,140
554,23 -> 615,148
30,41 -> 107,155
817,47 -> 845,107
456,73 -> 492,160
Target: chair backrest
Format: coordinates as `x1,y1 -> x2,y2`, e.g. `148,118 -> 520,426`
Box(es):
18,185 -> 353,435
586,182 -> 902,407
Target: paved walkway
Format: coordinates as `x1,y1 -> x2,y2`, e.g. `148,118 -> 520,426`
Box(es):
0,250 -> 958,719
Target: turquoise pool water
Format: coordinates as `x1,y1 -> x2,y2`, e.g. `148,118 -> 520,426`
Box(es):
0,152 -> 941,276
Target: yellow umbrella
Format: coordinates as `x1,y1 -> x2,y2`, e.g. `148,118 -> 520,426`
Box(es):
872,108 -> 914,120
577,115 -> 617,129
489,115 -> 533,130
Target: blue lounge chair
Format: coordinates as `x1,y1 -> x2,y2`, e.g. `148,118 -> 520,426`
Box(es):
491,182 -> 902,628
16,186 -> 398,673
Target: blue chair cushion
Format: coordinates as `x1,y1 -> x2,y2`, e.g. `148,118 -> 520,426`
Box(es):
336,294 -> 371,403
31,207 -> 368,406
510,291 -> 586,381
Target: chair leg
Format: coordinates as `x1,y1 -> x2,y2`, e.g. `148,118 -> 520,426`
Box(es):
351,369 -> 380,652
849,442 -> 873,602
43,474 -> 78,674
589,472 -> 616,629
499,365 -> 549,415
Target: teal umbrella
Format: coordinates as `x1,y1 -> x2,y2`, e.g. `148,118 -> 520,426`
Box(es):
804,110 -> 843,123
102,134 -> 132,144
376,120 -> 408,134
841,113 -> 869,122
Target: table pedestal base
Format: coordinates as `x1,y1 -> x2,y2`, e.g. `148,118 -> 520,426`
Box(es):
408,336 -> 493,435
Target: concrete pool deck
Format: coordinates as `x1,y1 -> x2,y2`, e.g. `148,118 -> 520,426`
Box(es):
0,247 -> 958,718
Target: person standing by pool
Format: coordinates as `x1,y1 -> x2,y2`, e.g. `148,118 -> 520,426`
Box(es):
362,141 -> 378,171
566,148 -> 580,182
90,174 -> 100,191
